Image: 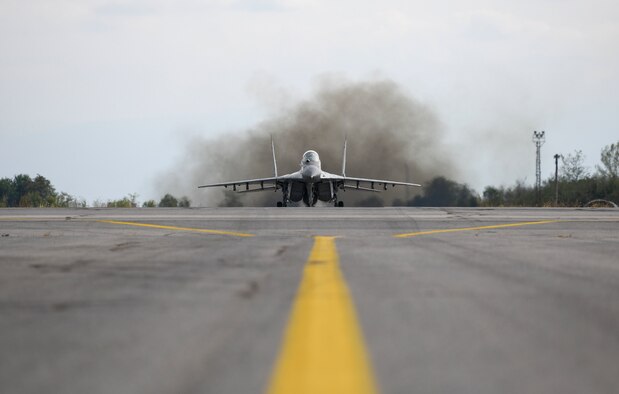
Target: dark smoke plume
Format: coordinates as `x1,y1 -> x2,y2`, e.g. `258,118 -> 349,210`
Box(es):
158,78 -> 456,207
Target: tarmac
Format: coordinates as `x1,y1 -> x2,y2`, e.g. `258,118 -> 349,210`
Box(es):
1,207 -> 618,394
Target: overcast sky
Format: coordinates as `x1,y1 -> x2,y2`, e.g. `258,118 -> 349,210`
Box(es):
1,0 -> 618,204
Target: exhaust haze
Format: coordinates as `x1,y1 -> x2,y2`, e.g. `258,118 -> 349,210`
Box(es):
158,78 -> 456,207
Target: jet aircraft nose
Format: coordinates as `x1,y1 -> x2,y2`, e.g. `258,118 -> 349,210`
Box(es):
302,165 -> 321,182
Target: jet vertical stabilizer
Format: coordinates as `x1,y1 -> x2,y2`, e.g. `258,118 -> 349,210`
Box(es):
271,136 -> 278,179
341,135 -> 347,177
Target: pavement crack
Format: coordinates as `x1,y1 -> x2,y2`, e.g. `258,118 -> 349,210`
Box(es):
30,259 -> 95,273
110,241 -> 140,251
238,280 -> 259,299
275,245 -> 288,256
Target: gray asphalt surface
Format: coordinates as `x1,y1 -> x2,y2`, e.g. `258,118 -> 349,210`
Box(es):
1,207 -> 618,394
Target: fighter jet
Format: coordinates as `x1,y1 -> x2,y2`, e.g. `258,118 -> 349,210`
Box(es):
198,138 -> 421,207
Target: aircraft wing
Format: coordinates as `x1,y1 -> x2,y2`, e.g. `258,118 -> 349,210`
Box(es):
198,172 -> 303,191
320,171 -> 421,190
198,177 -> 278,189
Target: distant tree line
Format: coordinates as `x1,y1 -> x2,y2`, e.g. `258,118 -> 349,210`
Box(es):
393,176 -> 479,207
98,193 -> 191,208
0,174 -> 191,208
143,193 -> 191,208
480,141 -> 619,207
0,174 -> 85,207
93,193 -> 191,208
3,141 -> 617,208
391,140 -> 619,208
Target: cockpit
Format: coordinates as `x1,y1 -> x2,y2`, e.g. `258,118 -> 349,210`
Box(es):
302,150 -> 320,164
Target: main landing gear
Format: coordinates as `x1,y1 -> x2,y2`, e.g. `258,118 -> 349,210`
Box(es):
276,201 -> 287,207
334,200 -> 344,207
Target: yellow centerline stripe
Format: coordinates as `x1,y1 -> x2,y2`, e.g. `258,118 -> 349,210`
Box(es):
394,220 -> 560,238
97,220 -> 254,237
267,236 -> 378,394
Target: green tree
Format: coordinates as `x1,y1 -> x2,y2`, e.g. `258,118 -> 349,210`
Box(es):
128,193 -> 139,208
503,179 -> 536,206
20,191 -> 44,207
142,200 -> 157,207
412,177 -> 457,206
561,150 -> 589,182
0,178 -> 13,207
597,141 -> 619,179
159,194 -> 178,207
482,186 -> 504,206
32,174 -> 55,204
410,176 -> 479,207
107,197 -> 132,208
178,196 -> 191,208
457,184 -> 479,207
11,174 -> 33,206
55,192 -> 73,208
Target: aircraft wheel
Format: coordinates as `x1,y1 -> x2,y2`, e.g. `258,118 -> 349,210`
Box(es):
338,201 -> 344,208
277,201 -> 283,207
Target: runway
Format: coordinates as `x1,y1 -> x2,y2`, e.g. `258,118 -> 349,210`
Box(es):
1,207 -> 618,394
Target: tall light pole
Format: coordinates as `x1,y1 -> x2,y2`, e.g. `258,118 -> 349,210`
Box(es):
533,131 -> 545,206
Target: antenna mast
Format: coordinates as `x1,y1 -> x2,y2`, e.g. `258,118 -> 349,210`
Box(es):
532,130 -> 545,206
